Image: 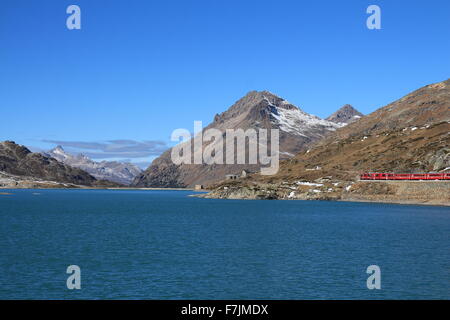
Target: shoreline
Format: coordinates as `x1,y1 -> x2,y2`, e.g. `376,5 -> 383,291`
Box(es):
338,198 -> 450,207
1,185 -> 447,207
193,194 -> 450,207
196,180 -> 450,207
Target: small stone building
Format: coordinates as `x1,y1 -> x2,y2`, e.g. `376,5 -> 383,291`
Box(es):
225,170 -> 249,181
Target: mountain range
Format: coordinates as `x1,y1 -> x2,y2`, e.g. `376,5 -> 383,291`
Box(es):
44,146 -> 142,185
1,78 -> 448,196
132,91 -> 361,187
0,141 -> 98,187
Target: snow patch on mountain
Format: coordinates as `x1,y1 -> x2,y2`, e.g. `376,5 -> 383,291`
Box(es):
271,106 -> 344,135
263,94 -> 345,136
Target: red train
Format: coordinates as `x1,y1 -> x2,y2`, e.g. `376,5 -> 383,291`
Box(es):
360,172 -> 450,180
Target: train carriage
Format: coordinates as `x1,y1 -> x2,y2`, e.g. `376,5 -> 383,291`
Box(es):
360,172 -> 450,180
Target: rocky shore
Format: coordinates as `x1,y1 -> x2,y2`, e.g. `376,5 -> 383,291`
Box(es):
197,179 -> 450,206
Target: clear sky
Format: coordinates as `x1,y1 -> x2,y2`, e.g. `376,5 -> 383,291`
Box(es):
1,0 -> 449,167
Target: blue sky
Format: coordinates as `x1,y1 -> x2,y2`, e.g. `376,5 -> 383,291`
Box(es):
1,0 -> 449,167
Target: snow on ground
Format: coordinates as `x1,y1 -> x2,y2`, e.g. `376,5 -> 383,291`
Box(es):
279,151 -> 295,157
296,181 -> 323,186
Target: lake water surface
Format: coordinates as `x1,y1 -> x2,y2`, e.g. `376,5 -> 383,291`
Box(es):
0,189 -> 449,299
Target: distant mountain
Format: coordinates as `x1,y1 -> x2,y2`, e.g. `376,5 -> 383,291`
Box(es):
132,90 -> 346,188
0,141 -> 97,186
44,146 -> 142,185
326,104 -> 363,124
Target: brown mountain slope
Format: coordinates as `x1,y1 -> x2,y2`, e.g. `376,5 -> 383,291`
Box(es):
260,79 -> 450,183
331,79 -> 450,141
272,121 -> 449,183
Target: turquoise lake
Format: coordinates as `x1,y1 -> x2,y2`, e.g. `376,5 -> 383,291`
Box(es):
0,189 -> 449,299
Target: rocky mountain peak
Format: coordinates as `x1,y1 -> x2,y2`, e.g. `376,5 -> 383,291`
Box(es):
51,145 -> 68,157
326,104 -> 363,124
